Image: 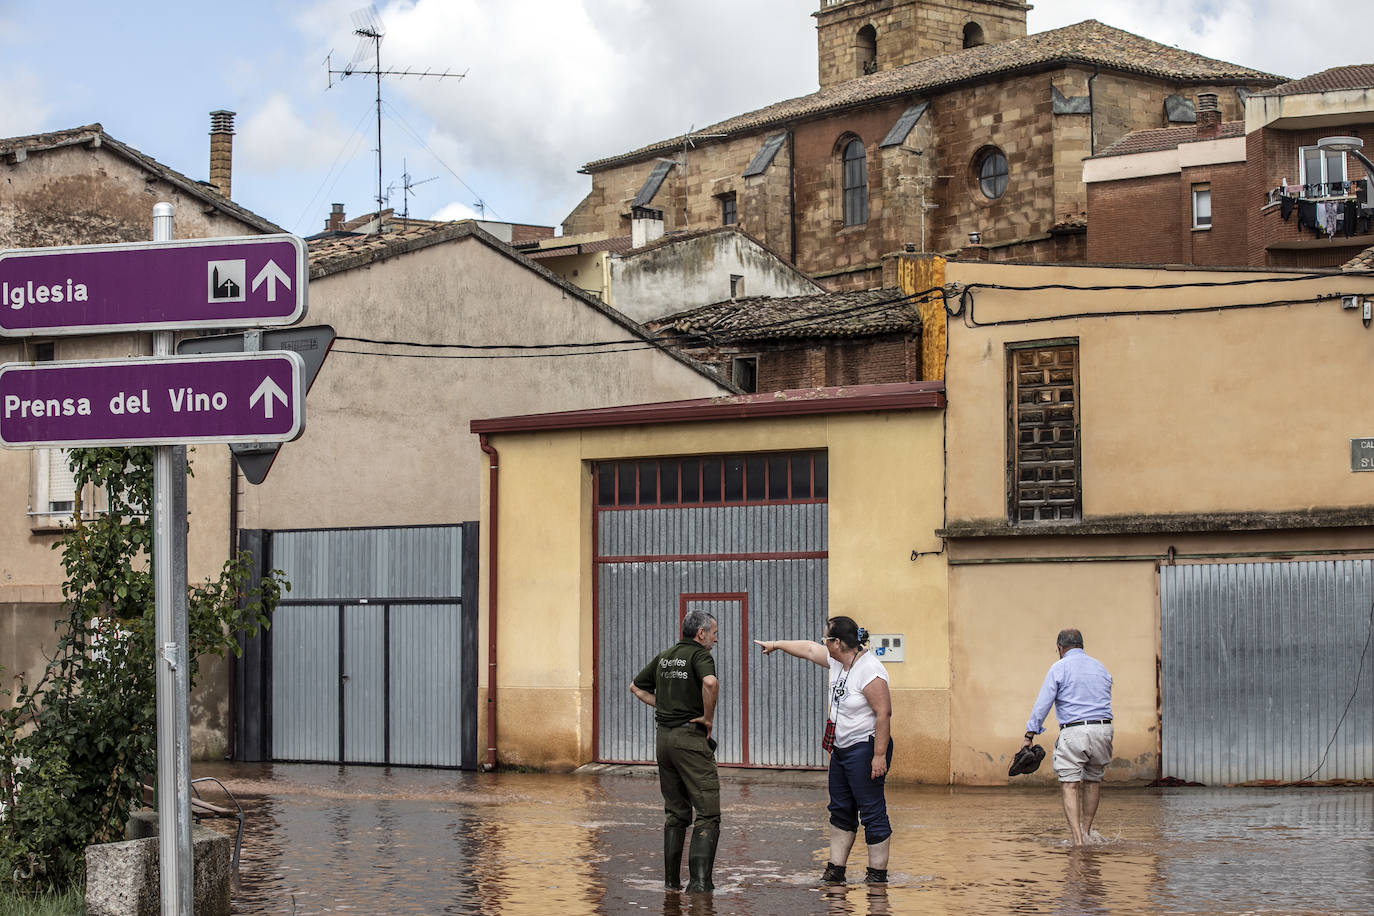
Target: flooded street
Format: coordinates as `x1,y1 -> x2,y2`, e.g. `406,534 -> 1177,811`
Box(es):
193,763 -> 1374,915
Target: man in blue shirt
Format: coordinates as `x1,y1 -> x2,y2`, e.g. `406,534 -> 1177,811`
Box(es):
1022,628 -> 1113,846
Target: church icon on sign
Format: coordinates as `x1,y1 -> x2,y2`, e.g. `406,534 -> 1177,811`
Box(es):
208,260 -> 246,303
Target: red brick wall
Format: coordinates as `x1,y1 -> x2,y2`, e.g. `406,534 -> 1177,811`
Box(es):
757,335 -> 920,390
1087,174 -> 1182,263
1178,161 -> 1248,266
1247,125 -> 1372,267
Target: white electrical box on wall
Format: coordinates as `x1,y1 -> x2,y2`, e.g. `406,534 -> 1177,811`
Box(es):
871,634 -> 905,662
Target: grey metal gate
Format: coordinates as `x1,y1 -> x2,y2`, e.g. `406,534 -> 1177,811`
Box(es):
595,452 -> 830,768
234,523 -> 479,769
1161,560 -> 1374,784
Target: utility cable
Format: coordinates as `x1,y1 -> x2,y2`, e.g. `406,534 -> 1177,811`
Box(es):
1295,585 -> 1374,783
382,100 -> 502,221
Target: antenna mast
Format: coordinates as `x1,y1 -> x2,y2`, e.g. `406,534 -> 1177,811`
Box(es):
327,5 -> 466,233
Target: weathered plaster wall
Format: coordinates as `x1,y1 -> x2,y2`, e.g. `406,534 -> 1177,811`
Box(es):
478,407 -> 950,780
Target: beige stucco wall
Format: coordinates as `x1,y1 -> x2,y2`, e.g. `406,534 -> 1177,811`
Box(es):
934,259 -> 1374,784
942,261 -> 1374,524
478,405 -> 950,780
235,234 -> 728,532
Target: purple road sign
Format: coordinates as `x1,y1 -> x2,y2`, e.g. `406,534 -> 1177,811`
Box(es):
0,234 -> 308,336
0,352 -> 304,448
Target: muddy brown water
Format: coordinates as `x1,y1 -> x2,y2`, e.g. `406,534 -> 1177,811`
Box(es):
191,763 -> 1374,915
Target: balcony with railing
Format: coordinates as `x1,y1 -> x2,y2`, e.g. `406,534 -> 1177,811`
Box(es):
1259,178 -> 1373,264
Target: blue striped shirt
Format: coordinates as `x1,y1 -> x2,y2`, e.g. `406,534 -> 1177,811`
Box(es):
1026,648 -> 1113,734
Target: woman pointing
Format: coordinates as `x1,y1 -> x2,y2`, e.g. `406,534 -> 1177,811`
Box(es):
755,615 -> 893,885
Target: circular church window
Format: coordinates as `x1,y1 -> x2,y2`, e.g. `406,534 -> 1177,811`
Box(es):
976,148 -> 1009,200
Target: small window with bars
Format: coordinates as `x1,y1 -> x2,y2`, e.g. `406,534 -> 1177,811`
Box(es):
595,450 -> 827,508
1008,340 -> 1080,524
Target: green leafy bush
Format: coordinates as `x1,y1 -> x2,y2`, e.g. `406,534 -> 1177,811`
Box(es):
1,447 -> 285,893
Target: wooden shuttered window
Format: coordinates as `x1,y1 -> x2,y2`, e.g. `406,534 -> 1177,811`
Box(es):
1008,341 -> 1080,523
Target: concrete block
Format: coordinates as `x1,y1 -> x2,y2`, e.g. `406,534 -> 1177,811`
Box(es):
85,826 -> 231,916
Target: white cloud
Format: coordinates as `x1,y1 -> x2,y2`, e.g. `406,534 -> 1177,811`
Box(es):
429,200 -> 482,222
0,71 -> 54,137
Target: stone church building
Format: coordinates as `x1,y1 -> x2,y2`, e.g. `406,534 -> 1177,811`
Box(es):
563,0 -> 1284,290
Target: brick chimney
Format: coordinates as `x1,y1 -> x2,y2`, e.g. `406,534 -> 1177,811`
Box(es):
1196,93 -> 1221,140
325,203 -> 346,232
209,110 -> 236,198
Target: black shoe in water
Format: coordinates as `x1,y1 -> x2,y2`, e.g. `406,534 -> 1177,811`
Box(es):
865,866 -> 888,884
821,863 -> 847,885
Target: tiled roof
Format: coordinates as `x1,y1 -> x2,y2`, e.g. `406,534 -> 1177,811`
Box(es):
585,20 -> 1283,171
305,220 -> 730,388
1255,65 -> 1374,97
651,288 -> 919,342
1092,121 -> 1245,158
524,234 -> 636,259
1344,245 -> 1374,272
0,123 -> 283,234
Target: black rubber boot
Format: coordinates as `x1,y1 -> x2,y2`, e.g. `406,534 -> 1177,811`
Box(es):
684,824 -> 720,893
865,866 -> 888,884
664,825 -> 686,890
821,862 -> 847,885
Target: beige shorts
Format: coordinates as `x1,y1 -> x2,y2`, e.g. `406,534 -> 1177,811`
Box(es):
1053,723 -> 1113,782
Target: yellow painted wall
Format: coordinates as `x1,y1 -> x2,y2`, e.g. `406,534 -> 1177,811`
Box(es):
949,560 -> 1161,784
935,260 -> 1374,784
478,406 -> 951,780
941,261 -> 1374,524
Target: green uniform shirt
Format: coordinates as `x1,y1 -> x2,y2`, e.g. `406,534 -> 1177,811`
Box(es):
633,638 -> 716,728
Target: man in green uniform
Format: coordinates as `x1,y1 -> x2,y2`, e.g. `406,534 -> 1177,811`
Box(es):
630,609 -> 721,893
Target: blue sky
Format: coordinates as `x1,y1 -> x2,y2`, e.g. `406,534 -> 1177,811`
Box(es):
1,1 -> 1365,238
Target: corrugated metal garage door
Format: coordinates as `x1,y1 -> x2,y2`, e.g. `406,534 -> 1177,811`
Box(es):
241,524 -> 479,768
1161,560 -> 1374,784
595,453 -> 828,768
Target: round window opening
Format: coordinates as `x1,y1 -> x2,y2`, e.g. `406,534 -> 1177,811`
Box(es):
977,148 -> 1009,200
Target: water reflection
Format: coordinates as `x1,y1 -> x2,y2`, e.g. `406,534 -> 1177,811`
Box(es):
193,764 -> 1374,915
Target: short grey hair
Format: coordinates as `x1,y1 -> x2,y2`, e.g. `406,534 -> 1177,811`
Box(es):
682,610 -> 716,640
1057,628 -> 1084,650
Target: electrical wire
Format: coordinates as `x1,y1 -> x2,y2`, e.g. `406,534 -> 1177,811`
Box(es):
293,104 -> 377,233
1296,587 -> 1374,783
327,287 -> 945,358
333,344 -> 654,360
382,100 -> 502,221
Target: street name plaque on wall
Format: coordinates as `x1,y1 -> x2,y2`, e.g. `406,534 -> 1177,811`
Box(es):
1351,438 -> 1374,471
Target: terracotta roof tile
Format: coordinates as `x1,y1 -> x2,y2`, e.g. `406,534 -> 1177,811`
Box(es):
1092,120 -> 1245,158
651,288 -> 919,342
585,20 -> 1283,170
0,123 -> 283,234
1343,245 -> 1374,272
1255,65 -> 1374,97
307,221 -> 468,274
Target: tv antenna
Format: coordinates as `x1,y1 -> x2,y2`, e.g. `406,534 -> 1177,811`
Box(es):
661,125 -> 727,229
327,5 -> 466,233
385,159 -> 439,225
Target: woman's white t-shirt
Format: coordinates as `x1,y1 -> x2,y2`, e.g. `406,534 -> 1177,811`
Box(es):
827,651 -> 889,748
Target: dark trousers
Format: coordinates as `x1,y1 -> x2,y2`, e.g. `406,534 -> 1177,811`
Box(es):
827,736 -> 893,844
657,723 -> 720,829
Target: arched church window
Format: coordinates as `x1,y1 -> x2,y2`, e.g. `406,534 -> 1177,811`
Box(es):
963,22 -> 985,49
842,138 -> 869,225
857,25 -> 877,76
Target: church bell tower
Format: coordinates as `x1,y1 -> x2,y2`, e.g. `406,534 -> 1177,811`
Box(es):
814,0 -> 1031,90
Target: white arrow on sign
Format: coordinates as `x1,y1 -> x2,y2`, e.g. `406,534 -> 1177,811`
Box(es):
251,260 -> 292,302
249,375 -> 289,419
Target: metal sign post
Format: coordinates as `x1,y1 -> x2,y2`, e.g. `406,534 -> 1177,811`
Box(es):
151,202 -> 194,916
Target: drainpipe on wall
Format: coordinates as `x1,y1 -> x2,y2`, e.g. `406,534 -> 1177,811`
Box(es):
787,128 -> 797,266
479,434 -> 500,770
1086,66 -> 1100,155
